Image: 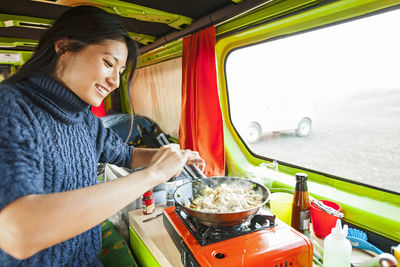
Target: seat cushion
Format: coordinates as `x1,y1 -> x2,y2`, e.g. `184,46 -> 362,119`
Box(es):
99,220 -> 138,267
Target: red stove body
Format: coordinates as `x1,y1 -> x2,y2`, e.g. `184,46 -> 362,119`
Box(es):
162,206 -> 313,267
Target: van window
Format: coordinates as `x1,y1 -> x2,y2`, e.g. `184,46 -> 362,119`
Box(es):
226,8 -> 400,193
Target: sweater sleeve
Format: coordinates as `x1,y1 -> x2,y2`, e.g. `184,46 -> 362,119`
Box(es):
95,117 -> 133,168
0,109 -> 45,211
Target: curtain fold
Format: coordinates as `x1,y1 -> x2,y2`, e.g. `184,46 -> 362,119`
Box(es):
130,58 -> 182,138
179,26 -> 225,176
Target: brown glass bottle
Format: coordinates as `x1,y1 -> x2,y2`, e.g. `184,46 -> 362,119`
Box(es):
291,173 -> 311,236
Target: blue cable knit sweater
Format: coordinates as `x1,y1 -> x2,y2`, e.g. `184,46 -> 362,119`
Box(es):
0,75 -> 133,266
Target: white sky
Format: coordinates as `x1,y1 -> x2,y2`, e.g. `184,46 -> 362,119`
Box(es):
226,8 -> 400,104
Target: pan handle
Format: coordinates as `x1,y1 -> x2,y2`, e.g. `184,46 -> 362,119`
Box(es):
156,133 -> 206,180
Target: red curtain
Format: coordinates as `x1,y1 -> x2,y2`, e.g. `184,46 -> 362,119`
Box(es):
91,101 -> 106,117
179,26 -> 225,176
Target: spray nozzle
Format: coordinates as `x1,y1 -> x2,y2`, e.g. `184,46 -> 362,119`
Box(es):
331,219 -> 348,238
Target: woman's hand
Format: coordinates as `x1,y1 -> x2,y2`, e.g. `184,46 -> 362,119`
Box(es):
147,144 -> 190,181
146,145 -> 205,183
184,149 -> 206,172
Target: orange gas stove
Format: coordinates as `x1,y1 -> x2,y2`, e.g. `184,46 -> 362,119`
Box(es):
162,206 -> 313,267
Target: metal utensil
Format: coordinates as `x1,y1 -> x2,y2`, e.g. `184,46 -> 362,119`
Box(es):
312,199 -> 344,218
156,133 -> 207,199
156,133 -> 207,180
142,212 -> 163,223
356,253 -> 398,267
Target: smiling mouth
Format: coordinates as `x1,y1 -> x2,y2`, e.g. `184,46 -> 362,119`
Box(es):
95,84 -> 110,96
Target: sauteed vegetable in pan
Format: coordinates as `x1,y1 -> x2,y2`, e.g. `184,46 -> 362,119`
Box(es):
187,183 -> 263,213
174,177 -> 270,227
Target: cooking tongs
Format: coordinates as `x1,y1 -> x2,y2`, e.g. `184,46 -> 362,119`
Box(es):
156,133 -> 207,200
156,133 -> 207,180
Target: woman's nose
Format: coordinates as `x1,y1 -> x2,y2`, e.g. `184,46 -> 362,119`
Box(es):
107,69 -> 120,90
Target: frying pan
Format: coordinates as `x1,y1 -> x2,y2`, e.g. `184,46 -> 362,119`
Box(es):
174,176 -> 270,227
155,133 -> 270,227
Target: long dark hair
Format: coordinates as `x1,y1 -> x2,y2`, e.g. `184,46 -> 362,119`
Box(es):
3,5 -> 139,92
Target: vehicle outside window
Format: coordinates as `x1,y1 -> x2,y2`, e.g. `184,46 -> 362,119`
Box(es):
226,8 -> 400,193
231,89 -> 314,143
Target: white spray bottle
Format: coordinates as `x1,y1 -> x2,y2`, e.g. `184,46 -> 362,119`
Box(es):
323,219 -> 352,267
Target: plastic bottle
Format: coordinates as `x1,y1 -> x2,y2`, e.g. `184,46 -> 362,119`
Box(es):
291,173 -> 311,236
142,190 -> 155,215
323,219 -> 352,267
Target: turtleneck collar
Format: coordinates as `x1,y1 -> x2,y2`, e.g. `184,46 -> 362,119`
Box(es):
28,75 -> 90,114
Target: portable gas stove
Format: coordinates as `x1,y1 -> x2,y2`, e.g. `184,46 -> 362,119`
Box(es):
162,206 -> 313,267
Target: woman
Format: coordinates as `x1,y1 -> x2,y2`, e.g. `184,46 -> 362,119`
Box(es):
0,5 -> 204,266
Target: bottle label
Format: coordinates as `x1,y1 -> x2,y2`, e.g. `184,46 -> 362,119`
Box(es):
299,210 -> 310,231
147,203 -> 155,214
142,203 -> 155,214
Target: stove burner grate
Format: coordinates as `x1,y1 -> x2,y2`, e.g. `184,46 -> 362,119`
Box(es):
175,207 -> 276,246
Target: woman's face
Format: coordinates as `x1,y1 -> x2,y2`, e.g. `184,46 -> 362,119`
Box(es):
54,39 -> 128,107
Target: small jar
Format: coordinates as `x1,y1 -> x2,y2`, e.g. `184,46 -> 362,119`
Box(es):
142,190 -> 155,215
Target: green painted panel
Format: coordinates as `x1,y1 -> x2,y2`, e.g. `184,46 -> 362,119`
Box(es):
0,14 -> 52,29
0,37 -> 38,48
0,50 -> 33,65
139,39 -> 182,68
128,32 -> 156,46
217,0 -> 324,36
129,226 -> 160,267
32,0 -> 193,30
0,13 -> 156,46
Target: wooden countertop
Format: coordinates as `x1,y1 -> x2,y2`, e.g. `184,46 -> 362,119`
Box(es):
129,205 -> 374,266
129,205 -> 183,267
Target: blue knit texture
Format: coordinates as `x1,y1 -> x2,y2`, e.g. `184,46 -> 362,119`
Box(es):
0,75 -> 133,266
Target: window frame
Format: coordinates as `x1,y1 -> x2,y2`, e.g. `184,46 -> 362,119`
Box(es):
216,0 -> 400,243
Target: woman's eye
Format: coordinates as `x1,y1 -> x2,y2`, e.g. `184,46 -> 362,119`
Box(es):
103,59 -> 113,67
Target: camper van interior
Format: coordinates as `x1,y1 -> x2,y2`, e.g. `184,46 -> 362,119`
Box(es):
1,0 -> 399,266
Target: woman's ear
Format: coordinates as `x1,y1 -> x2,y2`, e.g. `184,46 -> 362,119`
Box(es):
54,38 -> 70,56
